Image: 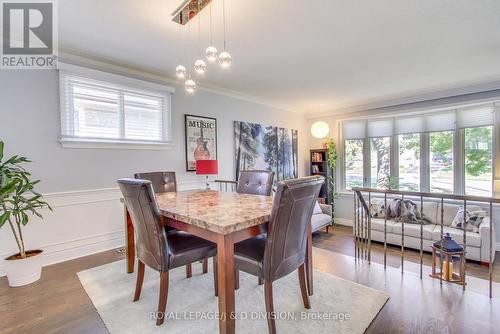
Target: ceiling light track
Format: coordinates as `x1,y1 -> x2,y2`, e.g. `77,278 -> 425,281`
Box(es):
172,0 -> 213,26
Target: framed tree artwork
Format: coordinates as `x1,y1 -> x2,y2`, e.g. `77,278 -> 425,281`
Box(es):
185,114 -> 218,171
234,121 -> 298,182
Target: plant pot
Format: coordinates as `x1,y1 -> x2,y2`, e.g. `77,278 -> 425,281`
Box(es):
4,250 -> 44,287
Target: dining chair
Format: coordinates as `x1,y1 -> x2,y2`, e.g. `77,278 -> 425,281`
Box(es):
134,171 -> 208,277
118,178 -> 217,326
232,176 -> 324,333
236,170 -> 275,196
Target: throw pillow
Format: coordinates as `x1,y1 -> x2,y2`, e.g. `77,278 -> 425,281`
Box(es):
451,207 -> 484,233
369,199 -> 386,218
468,210 -> 486,232
313,201 -> 322,215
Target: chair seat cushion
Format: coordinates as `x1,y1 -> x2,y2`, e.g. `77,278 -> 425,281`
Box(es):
311,214 -> 331,232
234,235 -> 266,277
167,231 -> 216,269
432,226 -> 481,248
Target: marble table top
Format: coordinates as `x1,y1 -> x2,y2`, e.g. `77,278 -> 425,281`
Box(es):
156,190 -> 274,235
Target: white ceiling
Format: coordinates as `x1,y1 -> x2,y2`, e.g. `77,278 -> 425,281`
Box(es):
60,0 -> 500,114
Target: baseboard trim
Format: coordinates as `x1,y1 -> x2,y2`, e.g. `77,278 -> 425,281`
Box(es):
335,217 -> 353,227
0,231 -> 125,277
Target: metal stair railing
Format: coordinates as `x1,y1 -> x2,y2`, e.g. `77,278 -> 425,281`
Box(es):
352,187 -> 499,298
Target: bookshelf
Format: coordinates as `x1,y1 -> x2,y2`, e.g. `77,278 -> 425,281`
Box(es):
310,149 -> 331,204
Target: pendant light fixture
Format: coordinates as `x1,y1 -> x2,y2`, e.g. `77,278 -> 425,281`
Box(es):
218,0 -> 232,68
193,0 -> 207,74
176,65 -> 187,79
184,18 -> 197,93
205,2 -> 218,62
175,12 -> 187,79
184,78 -> 197,93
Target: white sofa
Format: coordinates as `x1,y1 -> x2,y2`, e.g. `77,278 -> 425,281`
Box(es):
355,201 -> 496,264
311,203 -> 333,233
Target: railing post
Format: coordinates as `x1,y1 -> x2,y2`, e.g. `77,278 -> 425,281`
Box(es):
384,193 -> 387,270
463,199 -> 467,291
440,198 -> 444,286
420,196 -> 424,279
368,191 -> 371,264
490,201 -> 493,298
354,192 -> 357,261
401,194 -> 405,274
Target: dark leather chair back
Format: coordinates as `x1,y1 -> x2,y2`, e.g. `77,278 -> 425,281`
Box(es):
262,176 -> 323,281
134,172 -> 177,194
237,170 -> 275,196
118,178 -> 168,272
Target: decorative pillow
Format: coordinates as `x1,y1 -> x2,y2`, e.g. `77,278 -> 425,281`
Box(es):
451,207 -> 485,233
369,199 -> 386,218
313,201 -> 322,215
468,210 -> 486,232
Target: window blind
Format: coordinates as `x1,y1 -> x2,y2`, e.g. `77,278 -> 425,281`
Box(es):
395,116 -> 425,135
424,111 -> 456,132
456,105 -> 495,128
60,73 -> 172,144
367,119 -> 393,137
343,120 -> 366,139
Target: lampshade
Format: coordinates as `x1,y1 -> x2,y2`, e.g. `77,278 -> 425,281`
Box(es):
311,121 -> 329,139
196,160 -> 218,175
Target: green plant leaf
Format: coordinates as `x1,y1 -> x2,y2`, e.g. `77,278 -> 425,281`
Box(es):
0,180 -> 18,198
0,141 -> 4,161
21,212 -> 29,225
0,212 -> 9,228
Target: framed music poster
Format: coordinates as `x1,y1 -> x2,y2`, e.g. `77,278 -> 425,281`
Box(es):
185,114 -> 218,171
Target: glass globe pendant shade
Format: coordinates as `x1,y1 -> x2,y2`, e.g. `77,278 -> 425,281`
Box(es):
218,51 -> 232,67
175,65 -> 187,79
311,121 -> 330,139
184,79 -> 197,93
205,46 -> 218,62
194,59 -> 207,74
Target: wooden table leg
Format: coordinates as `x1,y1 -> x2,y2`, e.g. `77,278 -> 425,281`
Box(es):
125,206 -> 135,274
216,233 -> 236,334
306,223 -> 313,296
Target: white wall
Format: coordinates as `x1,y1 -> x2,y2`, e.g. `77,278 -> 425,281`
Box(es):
0,65 -> 308,275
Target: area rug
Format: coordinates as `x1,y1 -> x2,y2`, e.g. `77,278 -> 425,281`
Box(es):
78,260 -> 389,333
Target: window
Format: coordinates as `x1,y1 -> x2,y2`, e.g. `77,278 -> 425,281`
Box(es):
370,137 -> 391,188
345,139 -> 364,190
399,134 -> 420,191
341,103 -> 496,195
465,126 -> 493,196
430,131 -> 454,193
59,64 -> 173,149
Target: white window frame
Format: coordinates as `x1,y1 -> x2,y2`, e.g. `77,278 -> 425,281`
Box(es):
58,63 -> 175,150
339,102 -> 498,196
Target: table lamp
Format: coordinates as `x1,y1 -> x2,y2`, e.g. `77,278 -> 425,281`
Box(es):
196,160 -> 218,190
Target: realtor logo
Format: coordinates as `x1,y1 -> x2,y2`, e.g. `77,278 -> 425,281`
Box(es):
1,0 -> 57,69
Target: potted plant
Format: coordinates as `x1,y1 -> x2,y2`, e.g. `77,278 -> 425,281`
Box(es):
325,138 -> 337,219
0,141 -> 52,287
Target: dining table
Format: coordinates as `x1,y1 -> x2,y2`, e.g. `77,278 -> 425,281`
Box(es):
123,189 -> 313,334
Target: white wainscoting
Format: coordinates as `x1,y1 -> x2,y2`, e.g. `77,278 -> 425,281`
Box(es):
0,180 -> 204,277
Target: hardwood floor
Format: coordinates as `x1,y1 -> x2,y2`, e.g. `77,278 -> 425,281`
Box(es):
1,225 -> 498,334
0,250 -> 123,334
